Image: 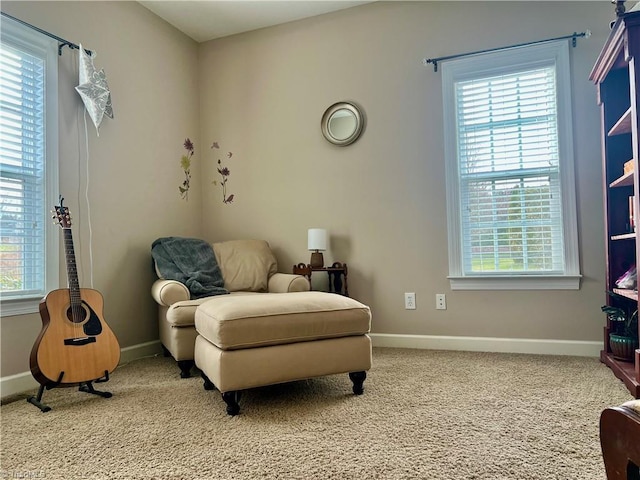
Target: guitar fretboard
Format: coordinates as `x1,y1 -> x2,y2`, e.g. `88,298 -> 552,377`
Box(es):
62,228 -> 81,308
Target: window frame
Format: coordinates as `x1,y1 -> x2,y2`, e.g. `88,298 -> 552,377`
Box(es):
1,17 -> 59,316
441,40 -> 581,290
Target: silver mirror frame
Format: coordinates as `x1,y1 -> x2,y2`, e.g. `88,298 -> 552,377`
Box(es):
321,101 -> 364,146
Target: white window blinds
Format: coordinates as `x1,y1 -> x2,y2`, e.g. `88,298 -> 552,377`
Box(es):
0,18 -> 58,311
441,40 -> 580,290
0,44 -> 47,297
456,66 -> 564,274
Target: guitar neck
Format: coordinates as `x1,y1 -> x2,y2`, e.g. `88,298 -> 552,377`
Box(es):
62,228 -> 81,306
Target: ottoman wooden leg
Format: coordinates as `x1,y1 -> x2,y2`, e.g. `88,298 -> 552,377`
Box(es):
222,391 -> 242,416
349,371 -> 367,395
201,371 -> 215,391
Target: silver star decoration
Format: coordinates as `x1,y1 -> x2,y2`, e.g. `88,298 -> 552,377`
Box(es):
75,44 -> 113,134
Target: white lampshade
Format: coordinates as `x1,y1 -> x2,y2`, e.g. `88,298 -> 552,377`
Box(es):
308,228 -> 327,251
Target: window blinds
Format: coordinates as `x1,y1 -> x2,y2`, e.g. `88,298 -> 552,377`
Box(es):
455,66 -> 565,274
0,43 -> 47,297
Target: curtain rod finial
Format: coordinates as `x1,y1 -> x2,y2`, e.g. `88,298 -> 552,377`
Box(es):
423,58 -> 438,72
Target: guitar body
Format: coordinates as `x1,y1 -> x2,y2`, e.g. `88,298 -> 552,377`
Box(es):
30,287 -> 120,386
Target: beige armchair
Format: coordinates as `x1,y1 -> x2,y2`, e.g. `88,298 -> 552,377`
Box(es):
151,239 -> 309,377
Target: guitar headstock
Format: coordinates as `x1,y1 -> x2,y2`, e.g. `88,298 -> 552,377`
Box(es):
53,196 -> 72,229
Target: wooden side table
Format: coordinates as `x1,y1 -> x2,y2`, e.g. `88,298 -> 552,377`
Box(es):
293,262 -> 349,297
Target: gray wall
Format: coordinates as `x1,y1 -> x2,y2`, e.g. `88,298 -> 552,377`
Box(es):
1,1 -> 201,377
0,1 -> 619,381
197,1 -> 614,342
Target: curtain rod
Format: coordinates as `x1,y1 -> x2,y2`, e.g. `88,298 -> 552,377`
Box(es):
1,11 -> 92,56
423,30 -> 591,72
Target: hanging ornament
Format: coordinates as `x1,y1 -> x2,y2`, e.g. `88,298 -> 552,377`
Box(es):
75,44 -> 113,134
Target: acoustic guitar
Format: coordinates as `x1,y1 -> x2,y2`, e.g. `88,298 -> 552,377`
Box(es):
29,198 -> 120,387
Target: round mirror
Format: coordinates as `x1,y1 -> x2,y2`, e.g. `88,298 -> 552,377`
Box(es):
321,102 -> 364,146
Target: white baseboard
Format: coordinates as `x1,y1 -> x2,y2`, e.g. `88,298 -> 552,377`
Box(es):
369,333 -> 601,357
0,340 -> 162,400
0,371 -> 39,400
3,336 -> 599,399
119,340 -> 163,364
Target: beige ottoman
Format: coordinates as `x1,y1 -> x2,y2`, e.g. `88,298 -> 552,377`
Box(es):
194,291 -> 372,415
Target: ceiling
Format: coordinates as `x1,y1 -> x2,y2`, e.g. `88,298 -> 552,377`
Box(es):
139,1 -> 373,43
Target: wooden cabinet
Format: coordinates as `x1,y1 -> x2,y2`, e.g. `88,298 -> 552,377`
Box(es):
590,6 -> 640,398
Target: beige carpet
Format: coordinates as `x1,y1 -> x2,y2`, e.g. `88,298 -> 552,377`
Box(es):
0,347 -> 633,479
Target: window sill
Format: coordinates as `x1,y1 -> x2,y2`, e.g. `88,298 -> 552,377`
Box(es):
1,297 -> 41,317
448,275 -> 582,291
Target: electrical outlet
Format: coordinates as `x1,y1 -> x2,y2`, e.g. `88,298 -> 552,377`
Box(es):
404,292 -> 416,310
436,294 -> 446,310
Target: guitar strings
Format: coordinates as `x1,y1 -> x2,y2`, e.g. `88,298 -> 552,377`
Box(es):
66,221 -> 81,327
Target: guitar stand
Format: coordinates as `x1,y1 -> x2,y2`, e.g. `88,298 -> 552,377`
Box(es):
27,371 -> 112,412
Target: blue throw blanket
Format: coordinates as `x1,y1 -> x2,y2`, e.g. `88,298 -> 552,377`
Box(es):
151,237 -> 228,299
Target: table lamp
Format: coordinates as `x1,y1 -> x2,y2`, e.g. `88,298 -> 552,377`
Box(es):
308,228 -> 327,268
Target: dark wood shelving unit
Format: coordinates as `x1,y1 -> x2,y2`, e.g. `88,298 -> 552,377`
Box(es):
608,107 -> 632,136
590,6 -> 640,398
611,233 -> 637,241
610,169 -> 634,188
613,288 -> 639,302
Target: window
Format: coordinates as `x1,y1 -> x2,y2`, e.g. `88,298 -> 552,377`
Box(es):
0,17 -> 59,315
441,40 -> 580,290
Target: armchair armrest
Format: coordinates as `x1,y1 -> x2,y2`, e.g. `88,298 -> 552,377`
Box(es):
600,400 -> 640,479
151,279 -> 190,306
268,273 -> 310,293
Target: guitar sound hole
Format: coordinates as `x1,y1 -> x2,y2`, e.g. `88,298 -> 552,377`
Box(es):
66,305 -> 88,324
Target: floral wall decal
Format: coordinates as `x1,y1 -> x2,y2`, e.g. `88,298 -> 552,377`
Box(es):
211,141 -> 234,204
179,138 -> 194,200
